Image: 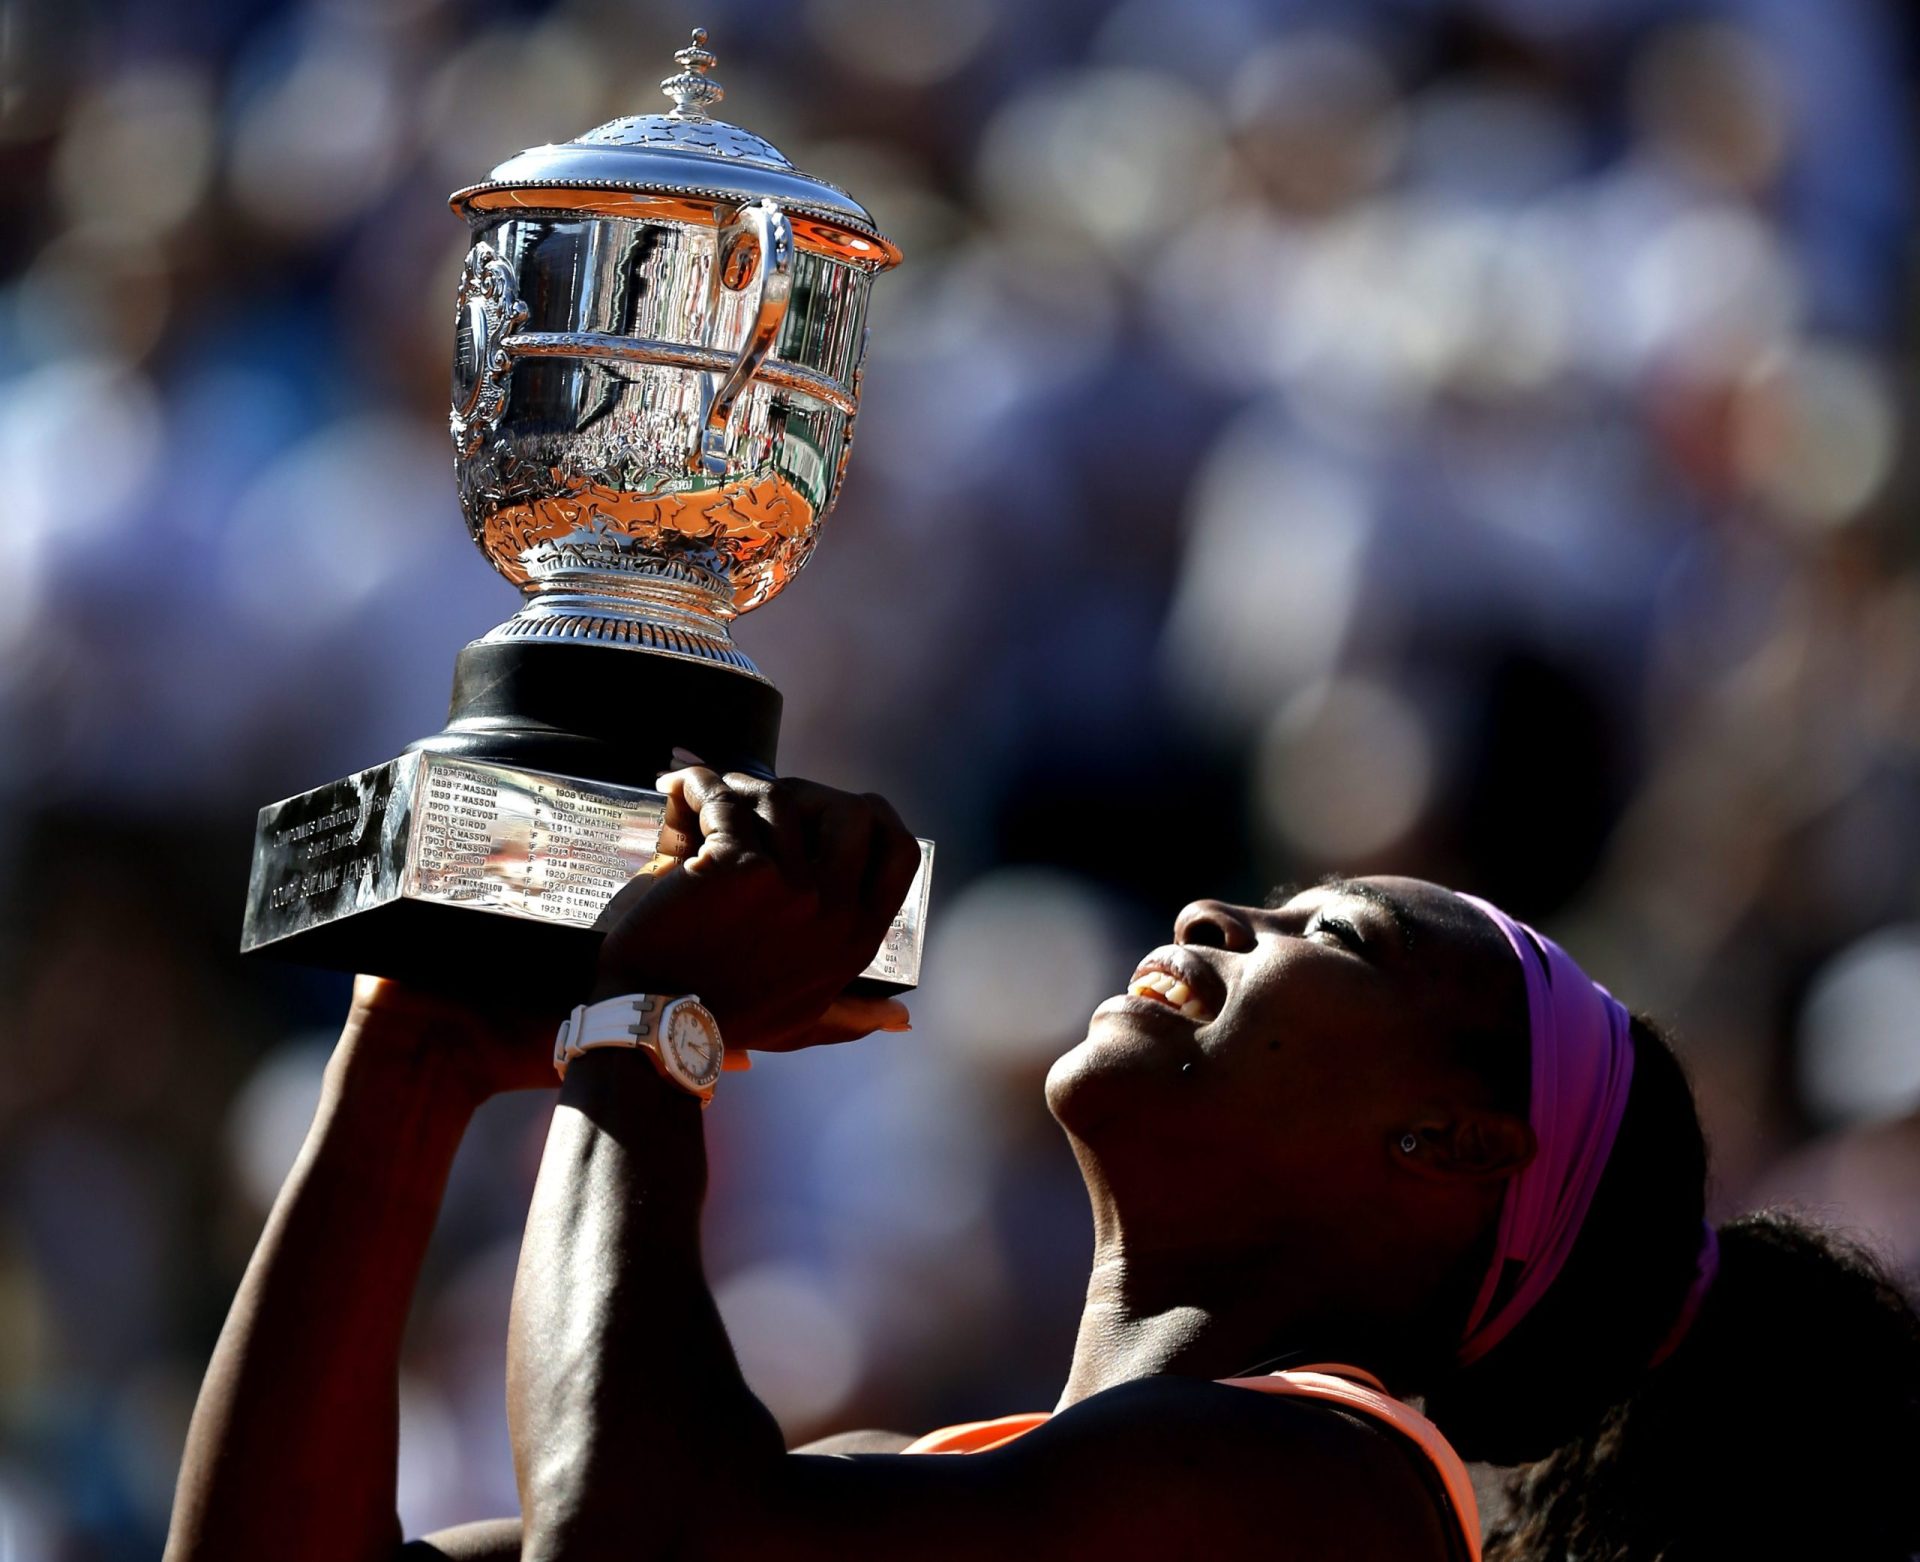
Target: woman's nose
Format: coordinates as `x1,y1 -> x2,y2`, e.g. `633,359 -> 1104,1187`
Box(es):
1175,899 -> 1257,953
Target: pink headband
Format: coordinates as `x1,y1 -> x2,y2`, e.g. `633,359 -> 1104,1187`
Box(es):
1455,893 -> 1717,1368
1455,893 -> 1635,1365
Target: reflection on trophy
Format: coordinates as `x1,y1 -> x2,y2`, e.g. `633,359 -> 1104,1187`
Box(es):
240,29 -> 932,1000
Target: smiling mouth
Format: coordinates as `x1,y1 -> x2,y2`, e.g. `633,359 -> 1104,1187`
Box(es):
1126,968 -> 1215,1022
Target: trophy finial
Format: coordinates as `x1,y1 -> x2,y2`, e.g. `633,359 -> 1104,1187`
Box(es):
661,27 -> 724,119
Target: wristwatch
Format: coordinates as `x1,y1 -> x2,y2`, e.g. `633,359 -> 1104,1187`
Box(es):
553,993 -> 725,1104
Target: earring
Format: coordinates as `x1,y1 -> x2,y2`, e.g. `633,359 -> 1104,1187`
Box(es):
1398,1133 -> 1418,1154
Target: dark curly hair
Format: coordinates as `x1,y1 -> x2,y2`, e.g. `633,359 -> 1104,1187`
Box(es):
1423,1016 -> 1920,1560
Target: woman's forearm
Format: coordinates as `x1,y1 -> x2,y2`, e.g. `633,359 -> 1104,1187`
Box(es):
507,1052 -> 785,1562
166,1023 -> 480,1562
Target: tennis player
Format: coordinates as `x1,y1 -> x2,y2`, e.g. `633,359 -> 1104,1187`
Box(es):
166,768 -> 1920,1561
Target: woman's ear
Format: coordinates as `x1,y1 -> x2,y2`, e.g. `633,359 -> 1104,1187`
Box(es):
1394,1110 -> 1536,1183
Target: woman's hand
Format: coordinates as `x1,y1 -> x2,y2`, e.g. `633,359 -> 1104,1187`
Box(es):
588,767 -> 922,1053
339,973 -> 559,1107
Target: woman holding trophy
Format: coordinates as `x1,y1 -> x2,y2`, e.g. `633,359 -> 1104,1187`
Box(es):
168,762 -> 1920,1561
175,29 -> 1919,1562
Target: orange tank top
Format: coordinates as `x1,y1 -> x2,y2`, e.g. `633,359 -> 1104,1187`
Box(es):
901,1363 -> 1481,1562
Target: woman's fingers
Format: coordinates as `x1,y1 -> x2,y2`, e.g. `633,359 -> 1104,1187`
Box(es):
715,772 -> 818,886
659,766 -> 772,874
653,777 -> 701,866
822,993 -> 913,1033
806,790 -> 882,911
859,792 -> 923,921
649,764 -> 915,967
776,994 -> 913,1050
716,773 -> 915,916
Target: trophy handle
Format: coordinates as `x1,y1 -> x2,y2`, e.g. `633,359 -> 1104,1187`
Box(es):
693,198 -> 794,476
450,242 -> 530,457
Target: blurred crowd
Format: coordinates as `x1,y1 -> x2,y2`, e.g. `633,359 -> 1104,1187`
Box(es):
1,0 -> 1916,1554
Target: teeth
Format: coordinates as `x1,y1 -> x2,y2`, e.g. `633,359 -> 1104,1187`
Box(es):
1126,969 -> 1213,1021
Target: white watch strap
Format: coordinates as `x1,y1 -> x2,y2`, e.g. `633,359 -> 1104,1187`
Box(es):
554,993 -> 711,1099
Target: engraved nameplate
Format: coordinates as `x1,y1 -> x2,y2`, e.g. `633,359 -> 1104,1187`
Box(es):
242,752 -> 933,992
407,758 -> 668,925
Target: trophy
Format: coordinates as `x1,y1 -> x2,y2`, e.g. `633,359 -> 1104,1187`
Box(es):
240,30 -> 932,1001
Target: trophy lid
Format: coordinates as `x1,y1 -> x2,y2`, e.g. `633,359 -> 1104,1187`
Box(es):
450,29 -> 901,271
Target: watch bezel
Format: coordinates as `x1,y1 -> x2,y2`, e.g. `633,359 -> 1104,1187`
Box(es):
659,997 -> 724,1091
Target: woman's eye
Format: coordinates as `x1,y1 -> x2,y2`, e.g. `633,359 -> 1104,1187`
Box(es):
1308,916 -> 1363,950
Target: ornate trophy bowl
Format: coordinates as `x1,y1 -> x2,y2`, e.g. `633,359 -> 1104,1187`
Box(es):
238,32 -> 931,1003
448,29 -> 898,679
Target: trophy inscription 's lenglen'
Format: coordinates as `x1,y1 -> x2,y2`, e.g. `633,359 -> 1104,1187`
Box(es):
240,30 -> 932,1000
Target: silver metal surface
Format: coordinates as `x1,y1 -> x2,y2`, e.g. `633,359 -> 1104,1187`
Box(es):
445,29 -> 899,677
500,333 -> 859,416
241,27 -> 935,1000
700,198 -> 794,476
449,29 -> 894,247
243,752 -> 934,990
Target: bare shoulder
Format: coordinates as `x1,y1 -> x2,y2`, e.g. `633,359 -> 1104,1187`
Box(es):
1005,1376 -> 1459,1559
403,1518 -> 521,1559
423,1385 -> 1462,1561
754,1375 -> 1460,1562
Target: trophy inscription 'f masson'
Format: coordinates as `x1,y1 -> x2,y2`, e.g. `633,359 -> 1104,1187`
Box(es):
240,30 -> 931,1000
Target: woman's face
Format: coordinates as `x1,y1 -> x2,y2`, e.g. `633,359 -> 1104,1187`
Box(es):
1046,876 -> 1528,1253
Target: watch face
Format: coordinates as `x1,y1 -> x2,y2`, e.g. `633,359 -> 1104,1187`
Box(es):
663,1003 -> 724,1090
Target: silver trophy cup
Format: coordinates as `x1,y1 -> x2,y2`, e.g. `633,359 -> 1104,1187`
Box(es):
241,31 -> 931,1000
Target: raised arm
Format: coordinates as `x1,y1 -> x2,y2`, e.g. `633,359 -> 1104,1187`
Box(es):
507,769 -> 920,1560
506,771 -> 1454,1562
165,979 -> 553,1562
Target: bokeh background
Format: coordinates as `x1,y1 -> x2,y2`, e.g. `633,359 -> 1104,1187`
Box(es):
2,0 -> 1917,1553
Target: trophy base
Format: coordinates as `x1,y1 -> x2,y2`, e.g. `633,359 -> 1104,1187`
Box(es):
240,751 -> 933,1004
247,892 -> 613,1007
410,638 -> 783,784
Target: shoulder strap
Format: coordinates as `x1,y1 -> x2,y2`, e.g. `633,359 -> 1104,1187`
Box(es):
901,1411 -> 1050,1455
1216,1365 -> 1481,1562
